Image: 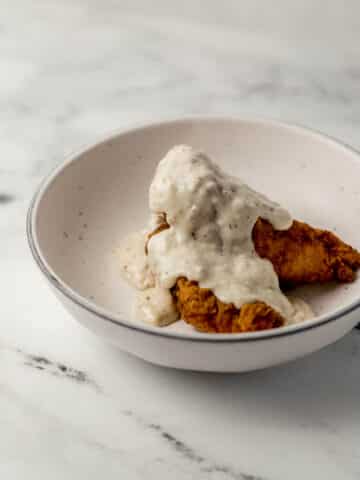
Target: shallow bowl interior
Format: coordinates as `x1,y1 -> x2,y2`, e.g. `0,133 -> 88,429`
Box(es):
32,117 -> 360,337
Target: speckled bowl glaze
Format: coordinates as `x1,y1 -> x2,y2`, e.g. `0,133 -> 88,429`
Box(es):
27,117 -> 360,372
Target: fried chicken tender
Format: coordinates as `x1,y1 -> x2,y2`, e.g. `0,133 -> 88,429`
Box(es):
172,277 -> 284,333
253,218 -> 360,286
148,217 -> 360,333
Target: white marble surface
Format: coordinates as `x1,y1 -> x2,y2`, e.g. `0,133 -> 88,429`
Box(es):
1,1 -> 360,478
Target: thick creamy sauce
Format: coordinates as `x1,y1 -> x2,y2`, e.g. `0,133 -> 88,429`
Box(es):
135,286 -> 179,326
287,296 -> 314,324
148,145 -> 294,319
118,231 -> 178,326
118,231 -> 154,290
119,145 -> 313,326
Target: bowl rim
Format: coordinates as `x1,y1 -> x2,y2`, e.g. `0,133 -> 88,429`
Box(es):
27,115 -> 360,343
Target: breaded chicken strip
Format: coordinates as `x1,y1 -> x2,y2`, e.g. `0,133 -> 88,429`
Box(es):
253,219 -> 360,286
148,217 -> 360,333
172,278 -> 284,333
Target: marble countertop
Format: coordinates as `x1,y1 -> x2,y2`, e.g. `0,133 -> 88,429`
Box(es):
1,1 -> 360,478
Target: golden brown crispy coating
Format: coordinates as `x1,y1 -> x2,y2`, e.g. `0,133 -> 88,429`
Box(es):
253,219 -> 360,286
172,277 -> 284,333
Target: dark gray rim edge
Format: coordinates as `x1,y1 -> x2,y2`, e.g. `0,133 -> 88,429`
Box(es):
26,116 -> 360,343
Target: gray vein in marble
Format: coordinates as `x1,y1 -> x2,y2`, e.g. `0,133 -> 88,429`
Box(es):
4,343 -> 268,478
0,193 -> 15,204
121,410 -> 266,480
17,348 -> 100,391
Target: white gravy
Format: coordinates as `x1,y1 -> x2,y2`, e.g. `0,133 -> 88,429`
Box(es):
118,231 -> 179,326
118,231 -> 154,290
119,145 -> 313,326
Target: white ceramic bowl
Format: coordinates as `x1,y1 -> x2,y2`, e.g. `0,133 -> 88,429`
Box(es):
27,117 -> 360,372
